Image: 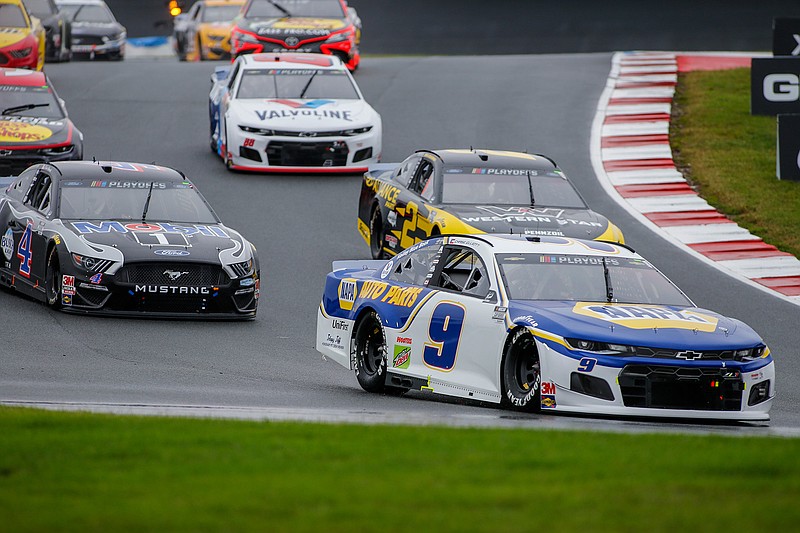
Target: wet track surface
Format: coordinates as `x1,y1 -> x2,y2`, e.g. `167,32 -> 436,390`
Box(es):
1,55 -> 798,433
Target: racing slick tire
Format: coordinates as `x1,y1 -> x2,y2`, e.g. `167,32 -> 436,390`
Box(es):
45,247 -> 62,310
500,329 -> 541,412
369,207 -> 386,260
353,310 -> 406,395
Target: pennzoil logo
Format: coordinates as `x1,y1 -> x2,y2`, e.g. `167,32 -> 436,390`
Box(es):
572,303 -> 719,332
338,278 -> 357,311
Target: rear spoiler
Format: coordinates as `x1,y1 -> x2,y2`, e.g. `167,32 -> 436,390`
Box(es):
332,259 -> 389,272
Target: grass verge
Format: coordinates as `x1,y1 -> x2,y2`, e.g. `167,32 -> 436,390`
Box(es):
671,67 -> 800,258
1,407 -> 799,532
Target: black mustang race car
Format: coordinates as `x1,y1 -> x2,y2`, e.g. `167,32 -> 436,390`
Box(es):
0,161 -> 260,318
0,68 -> 83,176
358,149 -> 625,259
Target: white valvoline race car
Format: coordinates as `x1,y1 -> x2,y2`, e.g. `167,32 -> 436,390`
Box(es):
316,234 -> 775,421
208,52 -> 381,173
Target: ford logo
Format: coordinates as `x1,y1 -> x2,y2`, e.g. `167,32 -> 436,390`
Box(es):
154,249 -> 190,256
239,277 -> 255,287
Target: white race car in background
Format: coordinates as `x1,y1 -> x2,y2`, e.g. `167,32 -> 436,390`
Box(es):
208,52 -> 381,173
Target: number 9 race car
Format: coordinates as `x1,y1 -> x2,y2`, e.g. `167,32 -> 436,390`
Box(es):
316,234 -> 775,421
0,161 -> 260,318
209,52 -> 381,173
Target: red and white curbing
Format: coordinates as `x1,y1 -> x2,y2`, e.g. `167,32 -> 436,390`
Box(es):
591,51 -> 800,306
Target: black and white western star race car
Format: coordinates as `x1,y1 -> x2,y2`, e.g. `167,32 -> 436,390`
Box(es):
359,149 -> 625,259
209,52 -> 381,173
0,161 -> 260,318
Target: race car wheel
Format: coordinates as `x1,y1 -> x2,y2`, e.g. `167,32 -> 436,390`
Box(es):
353,310 -> 406,395
501,329 -> 541,412
369,208 -> 386,260
45,247 -> 62,309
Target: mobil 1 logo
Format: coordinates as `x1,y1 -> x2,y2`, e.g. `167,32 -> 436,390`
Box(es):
751,58 -> 800,115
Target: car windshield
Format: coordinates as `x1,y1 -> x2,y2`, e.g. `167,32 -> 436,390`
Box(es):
0,4 -> 27,27
236,68 -> 358,99
23,0 -> 55,15
59,4 -> 114,23
203,4 -> 241,22
245,0 -> 344,18
441,168 -> 587,208
0,85 -> 65,119
498,253 -> 692,306
58,180 -> 218,223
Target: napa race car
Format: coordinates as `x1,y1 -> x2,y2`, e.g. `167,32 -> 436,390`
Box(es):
0,0 -> 45,70
359,149 -> 625,259
230,0 -> 361,71
173,0 -> 243,61
0,161 -> 260,318
316,234 -> 775,421
0,68 -> 83,176
209,52 -> 381,173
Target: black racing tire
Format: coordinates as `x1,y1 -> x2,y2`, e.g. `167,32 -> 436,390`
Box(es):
369,207 -> 386,260
45,247 -> 62,309
500,329 -> 541,412
353,310 -> 404,394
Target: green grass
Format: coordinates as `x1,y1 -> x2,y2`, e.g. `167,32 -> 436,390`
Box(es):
671,67 -> 800,258
1,407 -> 799,532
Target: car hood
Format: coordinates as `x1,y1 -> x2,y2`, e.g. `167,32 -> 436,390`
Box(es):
62,219 -> 251,265
231,98 -> 374,129
0,115 -> 72,148
240,16 -> 347,39
439,204 -> 609,240
507,300 -> 763,351
0,27 -> 32,48
71,22 -> 124,37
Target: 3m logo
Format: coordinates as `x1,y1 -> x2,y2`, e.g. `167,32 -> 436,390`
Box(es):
541,381 -> 556,395
338,279 -> 357,311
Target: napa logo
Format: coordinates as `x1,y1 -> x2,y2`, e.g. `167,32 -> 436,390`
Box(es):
572,303 -> 719,332
338,278 -> 358,311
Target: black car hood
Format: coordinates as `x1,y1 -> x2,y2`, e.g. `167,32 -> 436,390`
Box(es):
439,204 -> 610,239
71,22 -> 124,38
65,220 -> 246,264
0,115 -> 73,148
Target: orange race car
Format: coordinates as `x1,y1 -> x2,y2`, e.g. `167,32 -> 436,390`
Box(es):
0,0 -> 45,70
173,0 -> 244,61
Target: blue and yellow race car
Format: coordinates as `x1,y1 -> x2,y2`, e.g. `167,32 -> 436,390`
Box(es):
316,234 -> 774,421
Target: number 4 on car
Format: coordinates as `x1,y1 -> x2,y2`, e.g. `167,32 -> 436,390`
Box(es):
315,234 -> 775,421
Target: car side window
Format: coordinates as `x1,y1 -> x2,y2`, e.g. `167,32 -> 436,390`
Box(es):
227,63 -> 240,92
5,170 -> 36,202
393,155 -> 421,188
389,245 -> 440,286
430,246 -> 490,298
409,160 -> 435,200
24,172 -> 52,214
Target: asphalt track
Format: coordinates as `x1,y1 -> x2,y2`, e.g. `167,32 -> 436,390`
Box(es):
1,55 -> 798,434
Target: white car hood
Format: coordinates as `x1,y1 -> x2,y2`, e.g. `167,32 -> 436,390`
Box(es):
230,98 -> 375,130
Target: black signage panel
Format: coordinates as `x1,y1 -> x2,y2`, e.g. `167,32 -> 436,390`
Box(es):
751,58 -> 800,116
778,114 -> 800,181
773,18 -> 800,56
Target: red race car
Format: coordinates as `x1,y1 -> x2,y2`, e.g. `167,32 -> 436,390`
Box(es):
0,0 -> 45,70
230,0 -> 361,71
